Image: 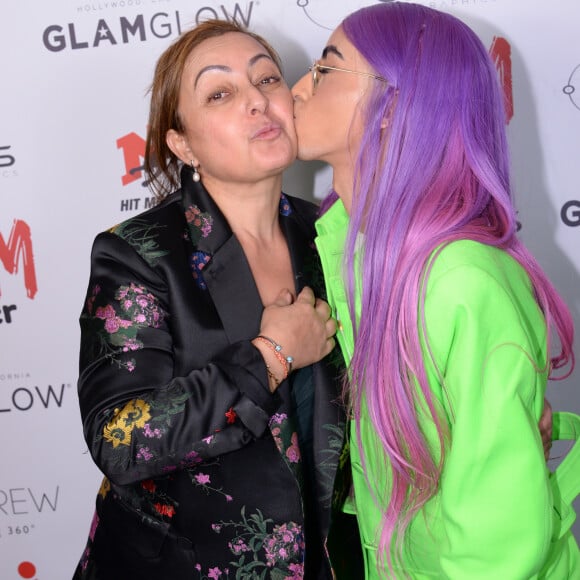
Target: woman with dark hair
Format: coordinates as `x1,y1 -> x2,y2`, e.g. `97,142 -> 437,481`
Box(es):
73,19 -> 352,580
293,2 -> 579,577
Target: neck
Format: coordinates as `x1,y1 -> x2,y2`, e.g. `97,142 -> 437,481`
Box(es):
332,167 -> 353,215
202,174 -> 283,241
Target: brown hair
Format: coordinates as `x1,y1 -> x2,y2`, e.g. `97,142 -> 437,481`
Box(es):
144,20 -> 283,199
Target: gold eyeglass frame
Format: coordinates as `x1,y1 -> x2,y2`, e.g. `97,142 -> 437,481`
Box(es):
309,61 -> 388,91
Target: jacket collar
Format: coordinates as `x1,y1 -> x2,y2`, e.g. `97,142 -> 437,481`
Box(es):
178,164 -> 312,344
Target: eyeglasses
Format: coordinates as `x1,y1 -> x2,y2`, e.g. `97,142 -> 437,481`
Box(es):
309,61 -> 388,92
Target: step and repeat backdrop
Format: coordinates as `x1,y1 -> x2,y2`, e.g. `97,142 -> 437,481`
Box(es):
1,0 -> 579,577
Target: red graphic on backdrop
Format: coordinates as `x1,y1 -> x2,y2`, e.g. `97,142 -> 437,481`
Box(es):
117,132 -> 147,186
489,36 -> 513,123
18,561 -> 36,579
0,220 -> 37,299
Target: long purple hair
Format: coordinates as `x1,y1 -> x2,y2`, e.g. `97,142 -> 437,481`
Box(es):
337,1 -> 574,568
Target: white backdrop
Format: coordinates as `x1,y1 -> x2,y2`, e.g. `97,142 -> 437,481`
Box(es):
1,1 -> 579,578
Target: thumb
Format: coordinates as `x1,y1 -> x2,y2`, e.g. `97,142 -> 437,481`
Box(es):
273,288 -> 294,306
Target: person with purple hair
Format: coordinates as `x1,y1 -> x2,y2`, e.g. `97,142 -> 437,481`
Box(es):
292,2 -> 579,577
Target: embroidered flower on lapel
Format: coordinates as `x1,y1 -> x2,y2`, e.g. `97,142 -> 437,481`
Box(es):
190,251 -> 211,290
279,193 -> 292,216
185,204 -> 213,244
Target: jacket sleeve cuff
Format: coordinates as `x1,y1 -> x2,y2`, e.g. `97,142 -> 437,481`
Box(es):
213,341 -> 282,436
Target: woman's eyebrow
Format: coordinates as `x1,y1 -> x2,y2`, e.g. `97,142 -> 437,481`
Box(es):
194,53 -> 273,88
321,44 -> 344,60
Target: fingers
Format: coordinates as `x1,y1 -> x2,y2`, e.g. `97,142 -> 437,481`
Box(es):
325,316 -> 336,338
315,297 -> 332,319
296,286 -> 315,305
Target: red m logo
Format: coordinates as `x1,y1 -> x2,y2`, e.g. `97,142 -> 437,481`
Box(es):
0,219 -> 38,299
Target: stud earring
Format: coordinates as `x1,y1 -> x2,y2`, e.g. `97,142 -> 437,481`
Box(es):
191,160 -> 201,183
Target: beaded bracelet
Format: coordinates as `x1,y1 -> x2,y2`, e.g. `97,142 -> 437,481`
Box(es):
255,335 -> 294,378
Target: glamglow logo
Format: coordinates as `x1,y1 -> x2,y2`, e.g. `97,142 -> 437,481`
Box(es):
0,220 -> 37,325
0,377 -> 72,414
42,2 -> 256,52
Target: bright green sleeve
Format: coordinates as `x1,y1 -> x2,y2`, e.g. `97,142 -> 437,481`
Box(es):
423,242 -> 552,579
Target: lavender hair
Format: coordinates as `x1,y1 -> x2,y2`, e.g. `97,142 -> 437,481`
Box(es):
337,1 -> 574,570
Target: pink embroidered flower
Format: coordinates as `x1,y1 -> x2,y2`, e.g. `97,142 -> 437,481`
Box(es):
195,473 -> 211,485
183,450 -> 202,466
229,539 -> 250,555
143,423 -> 162,438
136,446 -> 153,461
95,304 -> 115,320
285,433 -> 301,463
288,562 -> 304,579
208,567 -> 222,579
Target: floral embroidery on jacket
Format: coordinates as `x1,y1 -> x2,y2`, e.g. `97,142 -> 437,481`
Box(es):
279,194 -> 292,217
191,251 -> 211,290
189,470 -> 234,503
110,219 -> 169,267
269,413 -> 301,467
211,507 -> 305,578
85,283 -> 166,372
103,399 -> 151,447
186,204 -> 213,244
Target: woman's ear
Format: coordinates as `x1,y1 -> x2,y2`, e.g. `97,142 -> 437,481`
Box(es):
166,129 -> 195,165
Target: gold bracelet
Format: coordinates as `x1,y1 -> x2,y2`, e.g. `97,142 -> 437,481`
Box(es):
265,365 -> 281,389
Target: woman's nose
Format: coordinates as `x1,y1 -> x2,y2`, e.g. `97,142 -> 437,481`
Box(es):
291,71 -> 311,101
247,85 -> 269,115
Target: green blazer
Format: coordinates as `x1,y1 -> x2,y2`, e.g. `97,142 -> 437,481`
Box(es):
315,199 -> 580,579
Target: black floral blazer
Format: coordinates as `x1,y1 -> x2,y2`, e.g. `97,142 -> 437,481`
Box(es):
73,166 -> 357,580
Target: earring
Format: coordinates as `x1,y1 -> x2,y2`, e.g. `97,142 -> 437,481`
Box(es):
191,160 -> 201,183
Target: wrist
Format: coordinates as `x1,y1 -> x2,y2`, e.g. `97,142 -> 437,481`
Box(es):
252,338 -> 286,393
254,335 -> 294,377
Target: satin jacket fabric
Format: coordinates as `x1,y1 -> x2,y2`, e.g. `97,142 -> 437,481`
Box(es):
72,166 -> 357,580
315,199 -> 580,579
